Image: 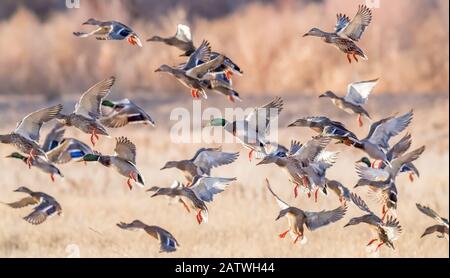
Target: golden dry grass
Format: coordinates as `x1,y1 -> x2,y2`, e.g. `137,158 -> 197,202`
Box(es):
0,94 -> 448,258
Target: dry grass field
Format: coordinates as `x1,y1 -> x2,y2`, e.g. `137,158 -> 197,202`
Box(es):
0,93 -> 448,258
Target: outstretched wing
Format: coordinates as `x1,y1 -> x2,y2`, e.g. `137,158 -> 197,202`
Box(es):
366,110 -> 413,149
191,176 -> 236,202
14,104 -> 63,143
382,216 -> 402,241
114,137 -> 137,164
23,199 -> 61,225
183,40 -> 211,70
4,197 -> 39,208
335,13 -> 350,33
192,147 -> 239,176
389,146 -> 425,178
175,24 -> 192,43
344,78 -> 378,106
416,204 -> 448,227
42,124 -> 65,152
337,4 -> 372,41
74,77 -> 115,120
349,192 -> 373,214
265,178 -> 290,210
355,164 -> 390,182
291,136 -> 330,163
304,205 -> 347,231
386,133 -> 412,161
245,97 -> 283,136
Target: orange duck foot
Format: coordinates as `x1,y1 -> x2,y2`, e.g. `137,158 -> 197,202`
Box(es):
279,230 -> 289,238
357,114 -> 363,127
347,54 -> 352,64
408,172 -> 414,182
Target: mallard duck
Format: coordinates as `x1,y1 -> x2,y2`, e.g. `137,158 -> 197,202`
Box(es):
303,4 -> 372,63
266,179 -> 346,244
147,24 -> 195,56
319,78 -> 379,127
100,99 -> 155,128
73,18 -> 142,47
117,220 -> 180,253
257,137 -> 335,201
344,193 -> 402,252
336,110 -> 414,167
207,97 -> 283,161
6,153 -> 63,182
56,77 -> 115,146
38,123 -> 93,164
161,147 -> 239,183
416,204 -> 449,240
148,176 -> 236,224
80,137 -> 144,190
155,40 -> 225,99
200,72 -> 242,103
288,116 -> 358,141
2,186 -> 62,225
325,179 -> 351,205
356,133 -> 420,182
355,145 -> 425,220
0,104 -> 63,168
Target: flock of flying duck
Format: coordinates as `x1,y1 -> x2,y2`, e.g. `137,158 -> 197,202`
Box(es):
0,4 -> 447,254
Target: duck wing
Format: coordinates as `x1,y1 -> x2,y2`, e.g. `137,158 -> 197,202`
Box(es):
337,4 -> 372,41
366,110 -> 413,149
192,147 -> 239,176
190,176 -> 236,202
114,137 -> 137,164
14,104 -> 63,143
183,40 -> 211,70
42,124 -> 65,152
265,178 -> 290,210
304,205 -> 347,231
74,77 -> 115,120
344,78 -> 378,106
416,204 -> 449,227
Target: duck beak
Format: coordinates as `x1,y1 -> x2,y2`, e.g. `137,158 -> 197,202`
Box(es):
344,223 -> 350,227
160,166 -> 167,170
355,159 -> 363,163
302,33 -> 309,37
154,68 -> 161,72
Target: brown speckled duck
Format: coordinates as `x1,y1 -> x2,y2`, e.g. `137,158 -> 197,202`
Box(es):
303,4 -> 372,63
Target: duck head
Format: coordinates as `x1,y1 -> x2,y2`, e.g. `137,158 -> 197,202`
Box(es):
146,35 -> 163,42
356,157 -> 372,167
343,217 -> 361,227
6,152 -> 27,161
257,151 -> 285,166
154,64 -> 173,73
82,18 -> 99,25
275,208 -> 290,221
127,33 -> 143,47
319,91 -> 338,99
160,161 -> 179,170
79,153 -> 100,162
14,186 -> 32,193
303,27 -> 326,37
206,118 -> 227,127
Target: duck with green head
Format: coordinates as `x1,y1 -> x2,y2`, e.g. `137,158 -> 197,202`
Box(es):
206,97 -> 284,161
6,152 -> 63,182
80,137 -> 144,190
